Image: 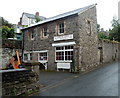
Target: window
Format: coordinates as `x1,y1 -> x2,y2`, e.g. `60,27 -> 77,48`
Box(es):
23,53 -> 33,61
39,52 -> 48,61
24,53 -> 28,61
43,27 -> 48,37
87,20 -> 92,35
58,23 -> 64,34
55,46 -> 73,62
30,53 -> 32,60
30,29 -> 35,40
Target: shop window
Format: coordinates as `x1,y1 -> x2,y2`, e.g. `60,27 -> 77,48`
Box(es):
39,52 -> 48,61
55,46 -> 73,62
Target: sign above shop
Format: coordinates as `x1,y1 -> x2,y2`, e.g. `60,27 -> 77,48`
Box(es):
54,34 -> 73,41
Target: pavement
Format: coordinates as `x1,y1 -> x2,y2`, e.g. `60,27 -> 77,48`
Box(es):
31,62 -> 119,96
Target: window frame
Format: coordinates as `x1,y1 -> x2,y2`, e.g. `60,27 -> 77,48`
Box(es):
38,51 -> 48,63
58,22 -> 64,35
55,46 -> 73,62
42,27 -> 48,37
23,52 -> 33,62
23,53 -> 28,62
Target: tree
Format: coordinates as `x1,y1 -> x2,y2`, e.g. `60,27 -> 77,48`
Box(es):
35,16 -> 41,23
98,32 -> 108,39
1,26 -> 15,39
0,17 -> 15,39
109,17 -> 120,42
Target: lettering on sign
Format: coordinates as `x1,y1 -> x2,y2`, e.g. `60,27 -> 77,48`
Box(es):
54,34 -> 73,41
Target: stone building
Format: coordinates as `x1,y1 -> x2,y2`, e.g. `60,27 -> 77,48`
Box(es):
22,4 -> 99,72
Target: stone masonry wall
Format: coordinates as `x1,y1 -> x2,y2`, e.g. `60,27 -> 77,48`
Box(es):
76,6 -> 99,71
1,39 -> 22,69
1,48 -> 22,69
2,63 -> 40,96
22,15 -> 79,71
98,39 -> 120,63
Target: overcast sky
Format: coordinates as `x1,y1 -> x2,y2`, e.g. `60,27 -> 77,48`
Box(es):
0,0 -> 119,30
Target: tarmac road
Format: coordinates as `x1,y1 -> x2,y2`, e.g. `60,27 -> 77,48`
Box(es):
35,62 -> 119,96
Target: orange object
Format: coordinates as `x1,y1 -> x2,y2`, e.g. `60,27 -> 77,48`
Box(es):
7,50 -> 21,69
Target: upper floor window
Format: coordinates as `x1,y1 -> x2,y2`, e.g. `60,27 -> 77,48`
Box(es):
30,29 -> 35,40
43,27 -> 48,37
87,20 -> 92,35
58,23 -> 64,34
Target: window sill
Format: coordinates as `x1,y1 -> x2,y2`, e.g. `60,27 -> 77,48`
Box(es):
55,61 -> 72,63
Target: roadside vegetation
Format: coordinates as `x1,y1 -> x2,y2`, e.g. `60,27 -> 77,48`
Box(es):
0,17 -> 15,39
98,17 -> 120,42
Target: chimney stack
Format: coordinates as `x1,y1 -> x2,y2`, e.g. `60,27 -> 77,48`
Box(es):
35,12 -> 39,16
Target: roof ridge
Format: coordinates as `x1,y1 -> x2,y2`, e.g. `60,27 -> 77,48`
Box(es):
22,4 -> 96,30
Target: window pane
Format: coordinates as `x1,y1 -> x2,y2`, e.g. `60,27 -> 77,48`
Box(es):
56,46 -> 64,50
30,53 -> 32,60
65,46 -> 73,49
56,51 -> 64,61
24,54 -> 28,60
39,52 -> 47,61
65,51 -> 73,60
58,23 -> 64,34
43,27 -> 48,37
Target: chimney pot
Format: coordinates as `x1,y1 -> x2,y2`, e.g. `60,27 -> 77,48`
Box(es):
35,12 -> 39,16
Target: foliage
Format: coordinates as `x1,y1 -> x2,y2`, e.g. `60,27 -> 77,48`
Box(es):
98,32 -> 108,39
0,17 -> 15,39
1,26 -> 15,39
0,17 -> 13,28
97,24 -> 100,32
109,17 -> 120,42
35,16 -> 41,23
97,17 -> 120,42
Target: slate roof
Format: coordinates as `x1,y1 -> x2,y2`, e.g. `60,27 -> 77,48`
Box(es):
23,12 -> 46,20
22,4 -> 96,30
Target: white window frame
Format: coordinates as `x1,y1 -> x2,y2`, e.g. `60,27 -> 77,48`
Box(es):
58,22 -> 64,35
38,51 -> 48,63
55,46 -> 73,62
43,27 -> 48,37
23,53 -> 29,62
23,52 -> 33,62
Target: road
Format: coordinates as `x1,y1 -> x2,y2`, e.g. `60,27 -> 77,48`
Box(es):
36,62 -> 119,96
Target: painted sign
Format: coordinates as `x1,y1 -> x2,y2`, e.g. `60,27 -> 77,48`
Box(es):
54,34 -> 73,41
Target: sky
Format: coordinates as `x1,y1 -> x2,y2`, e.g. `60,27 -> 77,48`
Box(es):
0,0 -> 119,30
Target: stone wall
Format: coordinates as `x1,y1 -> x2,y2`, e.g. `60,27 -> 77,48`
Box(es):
22,5 -> 98,72
1,39 -> 22,69
76,6 -> 99,71
1,63 -> 40,96
98,39 -> 120,63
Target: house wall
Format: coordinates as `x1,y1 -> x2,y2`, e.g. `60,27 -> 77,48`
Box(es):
23,15 -> 79,71
22,5 -> 99,72
76,6 -> 99,71
22,14 -> 29,26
